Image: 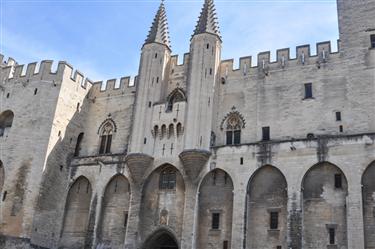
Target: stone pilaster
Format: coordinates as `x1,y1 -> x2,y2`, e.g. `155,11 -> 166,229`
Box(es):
287,190 -> 302,249
230,186 -> 246,249
347,178 -> 365,249
124,185 -> 142,249
180,182 -> 199,249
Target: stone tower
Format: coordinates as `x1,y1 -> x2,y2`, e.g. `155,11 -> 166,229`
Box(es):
184,0 -> 221,151
337,0 -> 375,55
129,0 -> 171,154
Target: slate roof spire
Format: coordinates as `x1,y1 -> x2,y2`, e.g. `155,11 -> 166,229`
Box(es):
145,0 -> 171,49
193,0 -> 221,39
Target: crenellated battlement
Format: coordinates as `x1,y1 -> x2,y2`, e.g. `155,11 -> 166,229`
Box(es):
170,53 -> 190,69
0,55 -> 93,90
220,40 -> 340,77
89,76 -> 137,97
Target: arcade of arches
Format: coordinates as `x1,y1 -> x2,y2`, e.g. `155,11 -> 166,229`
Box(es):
56,162 -> 375,249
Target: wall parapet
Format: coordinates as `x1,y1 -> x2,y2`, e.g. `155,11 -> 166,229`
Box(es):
89,76 -> 137,97
0,55 -> 93,90
220,40 -> 340,77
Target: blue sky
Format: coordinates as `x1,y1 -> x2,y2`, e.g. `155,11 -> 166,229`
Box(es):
1,0 -> 339,81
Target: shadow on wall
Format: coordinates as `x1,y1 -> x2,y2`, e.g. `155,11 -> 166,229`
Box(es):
29,94 -> 97,249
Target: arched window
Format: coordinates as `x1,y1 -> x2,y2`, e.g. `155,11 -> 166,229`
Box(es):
0,110 -> 14,137
166,88 -> 186,112
161,125 -> 167,139
159,167 -> 176,190
168,124 -> 174,138
74,133 -> 84,157
153,125 -> 159,138
99,122 -> 113,154
222,111 -> 245,145
176,123 -> 183,137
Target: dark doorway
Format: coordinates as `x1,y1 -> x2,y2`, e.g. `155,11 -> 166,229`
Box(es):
144,232 -> 178,249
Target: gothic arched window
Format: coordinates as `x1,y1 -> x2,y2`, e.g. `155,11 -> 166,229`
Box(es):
166,88 -> 186,112
99,122 -> 114,154
223,112 -> 245,145
159,167 -> 176,190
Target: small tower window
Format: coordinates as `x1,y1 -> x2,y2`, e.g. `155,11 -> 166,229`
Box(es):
159,167 -> 176,190
304,83 -> 313,99
335,111 -> 341,121
34,88 -> 38,95
329,228 -> 335,245
223,241 -> 229,249
206,43 -> 210,49
262,126 -> 270,141
212,213 -> 220,230
334,174 -> 342,188
339,125 -> 343,133
371,34 -> 375,48
155,53 -> 158,58
99,122 -> 113,154
270,212 -> 279,229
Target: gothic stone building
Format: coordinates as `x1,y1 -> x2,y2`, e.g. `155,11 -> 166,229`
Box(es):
1,0 -> 375,248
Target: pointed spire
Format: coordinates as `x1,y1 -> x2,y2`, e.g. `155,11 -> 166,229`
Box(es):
193,0 -> 221,39
144,0 -> 171,49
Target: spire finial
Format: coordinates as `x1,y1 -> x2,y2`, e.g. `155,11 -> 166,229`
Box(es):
192,0 -> 221,39
144,0 -> 171,49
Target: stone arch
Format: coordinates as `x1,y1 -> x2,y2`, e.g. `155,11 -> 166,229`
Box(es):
197,168 -> 233,249
301,162 -> 348,249
0,160 -> 4,193
60,176 -> 92,249
139,164 -> 185,244
245,165 -> 288,249
142,228 -> 179,249
362,161 -> 375,249
0,110 -> 14,137
98,174 -> 131,249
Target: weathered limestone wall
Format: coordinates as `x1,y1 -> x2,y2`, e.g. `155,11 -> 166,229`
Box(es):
246,165 -> 288,249
97,175 -> 130,249
0,59 -> 85,245
302,163 -> 348,249
197,169 -> 233,249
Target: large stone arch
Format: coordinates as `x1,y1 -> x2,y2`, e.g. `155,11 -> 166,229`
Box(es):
59,176 -> 92,249
245,165 -> 288,249
97,174 -> 131,249
197,168 -> 233,249
142,228 -> 179,249
302,162 -> 348,249
139,164 -> 185,244
0,160 -> 4,194
362,161 -> 375,249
